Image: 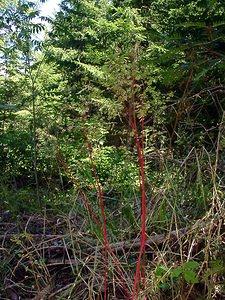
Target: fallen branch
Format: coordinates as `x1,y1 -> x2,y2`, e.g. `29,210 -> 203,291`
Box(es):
1,216 -> 223,256
0,229 -> 187,251
87,228 -> 188,254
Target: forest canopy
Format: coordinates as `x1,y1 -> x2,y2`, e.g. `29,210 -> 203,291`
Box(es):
0,0 -> 224,299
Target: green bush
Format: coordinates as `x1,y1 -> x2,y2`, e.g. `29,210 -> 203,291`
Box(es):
92,146 -> 139,194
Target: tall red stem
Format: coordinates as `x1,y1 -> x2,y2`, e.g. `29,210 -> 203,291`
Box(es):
124,77 -> 146,299
55,143 -> 131,299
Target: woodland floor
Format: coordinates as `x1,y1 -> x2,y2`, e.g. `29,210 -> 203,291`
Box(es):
0,208 -> 224,300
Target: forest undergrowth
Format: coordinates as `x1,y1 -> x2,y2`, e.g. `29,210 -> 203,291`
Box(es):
1,0 -> 225,299
0,145 -> 224,300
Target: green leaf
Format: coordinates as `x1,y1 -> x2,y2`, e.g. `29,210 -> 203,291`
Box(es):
208,0 -> 217,7
184,270 -> 199,284
155,266 -> 169,277
171,267 -> 182,279
184,261 -> 199,270
159,282 -> 170,290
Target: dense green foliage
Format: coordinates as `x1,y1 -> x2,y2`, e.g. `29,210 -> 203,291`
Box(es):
0,0 -> 224,298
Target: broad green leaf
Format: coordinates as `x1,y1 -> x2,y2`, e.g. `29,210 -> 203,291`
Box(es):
171,267 -> 182,279
155,266 -> 169,277
184,270 -> 199,284
184,261 -> 199,270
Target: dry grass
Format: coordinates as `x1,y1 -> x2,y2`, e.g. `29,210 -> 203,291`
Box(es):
0,146 -> 224,299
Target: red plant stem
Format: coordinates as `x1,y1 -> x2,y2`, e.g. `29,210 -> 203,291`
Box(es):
84,129 -> 108,300
111,78 -> 147,299
55,143 -> 102,231
123,101 -> 134,129
141,113 -> 146,288
126,77 -> 146,299
55,144 -> 131,299
132,128 -> 146,300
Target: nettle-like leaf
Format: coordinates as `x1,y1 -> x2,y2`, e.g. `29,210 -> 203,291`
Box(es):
184,261 -> 199,270
155,266 -> 169,277
171,267 -> 182,279
183,269 -> 199,284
